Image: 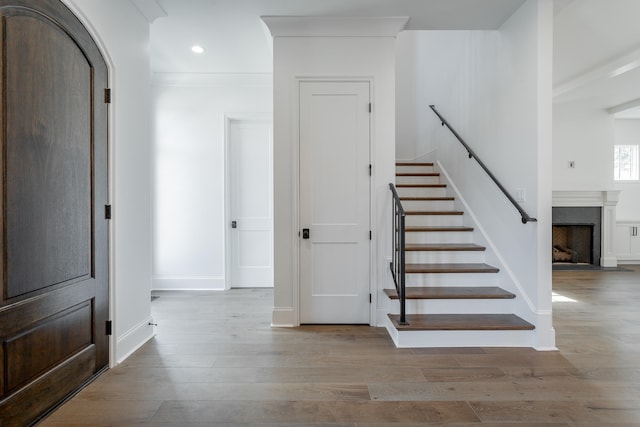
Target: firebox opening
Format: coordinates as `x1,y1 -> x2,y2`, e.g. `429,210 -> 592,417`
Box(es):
552,224 -> 594,264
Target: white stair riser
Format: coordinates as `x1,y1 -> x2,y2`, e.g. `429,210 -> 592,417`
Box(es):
396,165 -> 435,174
405,273 -> 499,287
396,176 -> 441,185
388,298 -> 513,315
396,187 -> 447,198
401,200 -> 455,211
386,327 -> 535,348
404,251 -> 485,264
404,232 -> 473,244
405,215 -> 464,227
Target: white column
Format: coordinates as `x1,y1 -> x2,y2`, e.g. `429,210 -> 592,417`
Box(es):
601,190 -> 620,267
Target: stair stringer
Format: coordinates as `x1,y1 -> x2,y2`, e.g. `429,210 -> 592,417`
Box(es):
434,160 -> 554,349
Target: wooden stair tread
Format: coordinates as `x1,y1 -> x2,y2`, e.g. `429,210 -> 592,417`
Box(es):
400,196 -> 454,201
384,286 -> 515,300
396,162 -> 434,166
396,173 -> 440,177
404,243 -> 485,252
405,226 -> 474,232
406,210 -> 464,215
396,183 -> 446,188
388,313 -> 535,331
405,263 -> 499,274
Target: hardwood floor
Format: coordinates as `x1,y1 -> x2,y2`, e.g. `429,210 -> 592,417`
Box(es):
38,266 -> 640,426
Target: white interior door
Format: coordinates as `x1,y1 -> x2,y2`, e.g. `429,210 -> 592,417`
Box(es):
229,119 -> 274,288
299,81 -> 371,324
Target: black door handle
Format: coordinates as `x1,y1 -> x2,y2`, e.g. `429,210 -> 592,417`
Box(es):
302,228 -> 310,239
231,221 -> 237,229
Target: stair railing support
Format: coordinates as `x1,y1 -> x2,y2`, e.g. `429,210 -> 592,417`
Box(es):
389,183 -> 408,325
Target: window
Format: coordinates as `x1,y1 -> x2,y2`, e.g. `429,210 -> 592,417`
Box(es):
614,145 -> 639,181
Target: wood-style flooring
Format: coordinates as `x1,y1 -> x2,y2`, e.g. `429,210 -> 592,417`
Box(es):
39,265 -> 640,426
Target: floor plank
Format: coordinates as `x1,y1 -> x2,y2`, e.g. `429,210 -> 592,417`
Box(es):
38,266 -> 640,426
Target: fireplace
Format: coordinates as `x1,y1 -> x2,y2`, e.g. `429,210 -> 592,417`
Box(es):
552,191 -> 620,268
552,207 -> 601,266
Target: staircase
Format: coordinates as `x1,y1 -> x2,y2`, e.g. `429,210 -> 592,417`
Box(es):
383,162 -> 535,348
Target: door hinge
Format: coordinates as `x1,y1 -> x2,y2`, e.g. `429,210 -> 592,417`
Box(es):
369,230 -> 372,240
369,164 -> 372,176
104,88 -> 112,104
369,293 -> 372,303
368,102 -> 372,113
105,205 -> 112,220
106,320 -> 113,336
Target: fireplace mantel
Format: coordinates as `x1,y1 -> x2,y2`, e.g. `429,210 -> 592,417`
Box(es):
552,190 -> 620,267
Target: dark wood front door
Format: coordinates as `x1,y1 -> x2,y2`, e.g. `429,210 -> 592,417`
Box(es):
0,1 -> 109,424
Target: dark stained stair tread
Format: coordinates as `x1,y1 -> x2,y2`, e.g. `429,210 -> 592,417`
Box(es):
383,286 -> 515,300
396,183 -> 446,188
404,243 -> 485,251
406,210 -> 464,215
405,226 -> 474,232
405,263 -> 499,273
396,162 -> 434,166
396,173 -> 440,177
388,313 -> 535,331
400,196 -> 454,201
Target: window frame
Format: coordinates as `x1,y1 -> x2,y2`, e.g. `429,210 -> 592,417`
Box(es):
614,144 -> 640,182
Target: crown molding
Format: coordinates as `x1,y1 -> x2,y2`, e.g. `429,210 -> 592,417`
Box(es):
261,16 -> 409,38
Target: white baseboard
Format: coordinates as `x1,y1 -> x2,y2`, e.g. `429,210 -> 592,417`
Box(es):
115,316 -> 155,365
272,307 -> 296,327
152,277 -> 226,291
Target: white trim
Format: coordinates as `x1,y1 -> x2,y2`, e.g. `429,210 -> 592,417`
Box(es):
152,277 -> 226,291
261,16 -> 409,38
552,190 -> 620,207
271,308 -> 296,327
152,72 -> 272,87
60,0 -> 118,368
115,316 -> 155,365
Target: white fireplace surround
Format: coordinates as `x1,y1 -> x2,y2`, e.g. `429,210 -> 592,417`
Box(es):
552,191 -> 620,267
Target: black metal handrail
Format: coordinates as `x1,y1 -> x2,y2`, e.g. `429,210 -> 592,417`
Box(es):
429,105 -> 537,224
389,183 -> 408,325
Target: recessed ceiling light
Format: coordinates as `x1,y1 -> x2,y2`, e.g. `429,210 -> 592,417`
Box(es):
191,45 -> 204,54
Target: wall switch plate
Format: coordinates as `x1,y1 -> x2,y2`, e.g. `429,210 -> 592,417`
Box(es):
515,188 -> 526,203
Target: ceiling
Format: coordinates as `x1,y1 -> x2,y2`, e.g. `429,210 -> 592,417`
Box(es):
141,0 -> 525,74
137,0 -> 640,118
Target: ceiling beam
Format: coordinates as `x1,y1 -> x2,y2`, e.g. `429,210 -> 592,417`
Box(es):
554,45 -> 640,98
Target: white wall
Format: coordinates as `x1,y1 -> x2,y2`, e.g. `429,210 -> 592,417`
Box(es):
614,119 -> 640,221
151,74 -> 272,290
268,21 -> 400,326
395,0 -> 555,349
553,103 -> 615,191
62,0 -> 154,364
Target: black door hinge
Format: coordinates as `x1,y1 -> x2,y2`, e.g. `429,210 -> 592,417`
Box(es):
105,205 -> 112,220
104,88 -> 111,104
369,293 -> 372,303
369,164 -> 372,176
369,230 -> 372,240
106,320 -> 113,336
368,102 -> 372,113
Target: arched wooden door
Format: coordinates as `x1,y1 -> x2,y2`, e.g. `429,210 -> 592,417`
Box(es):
0,0 -> 109,424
